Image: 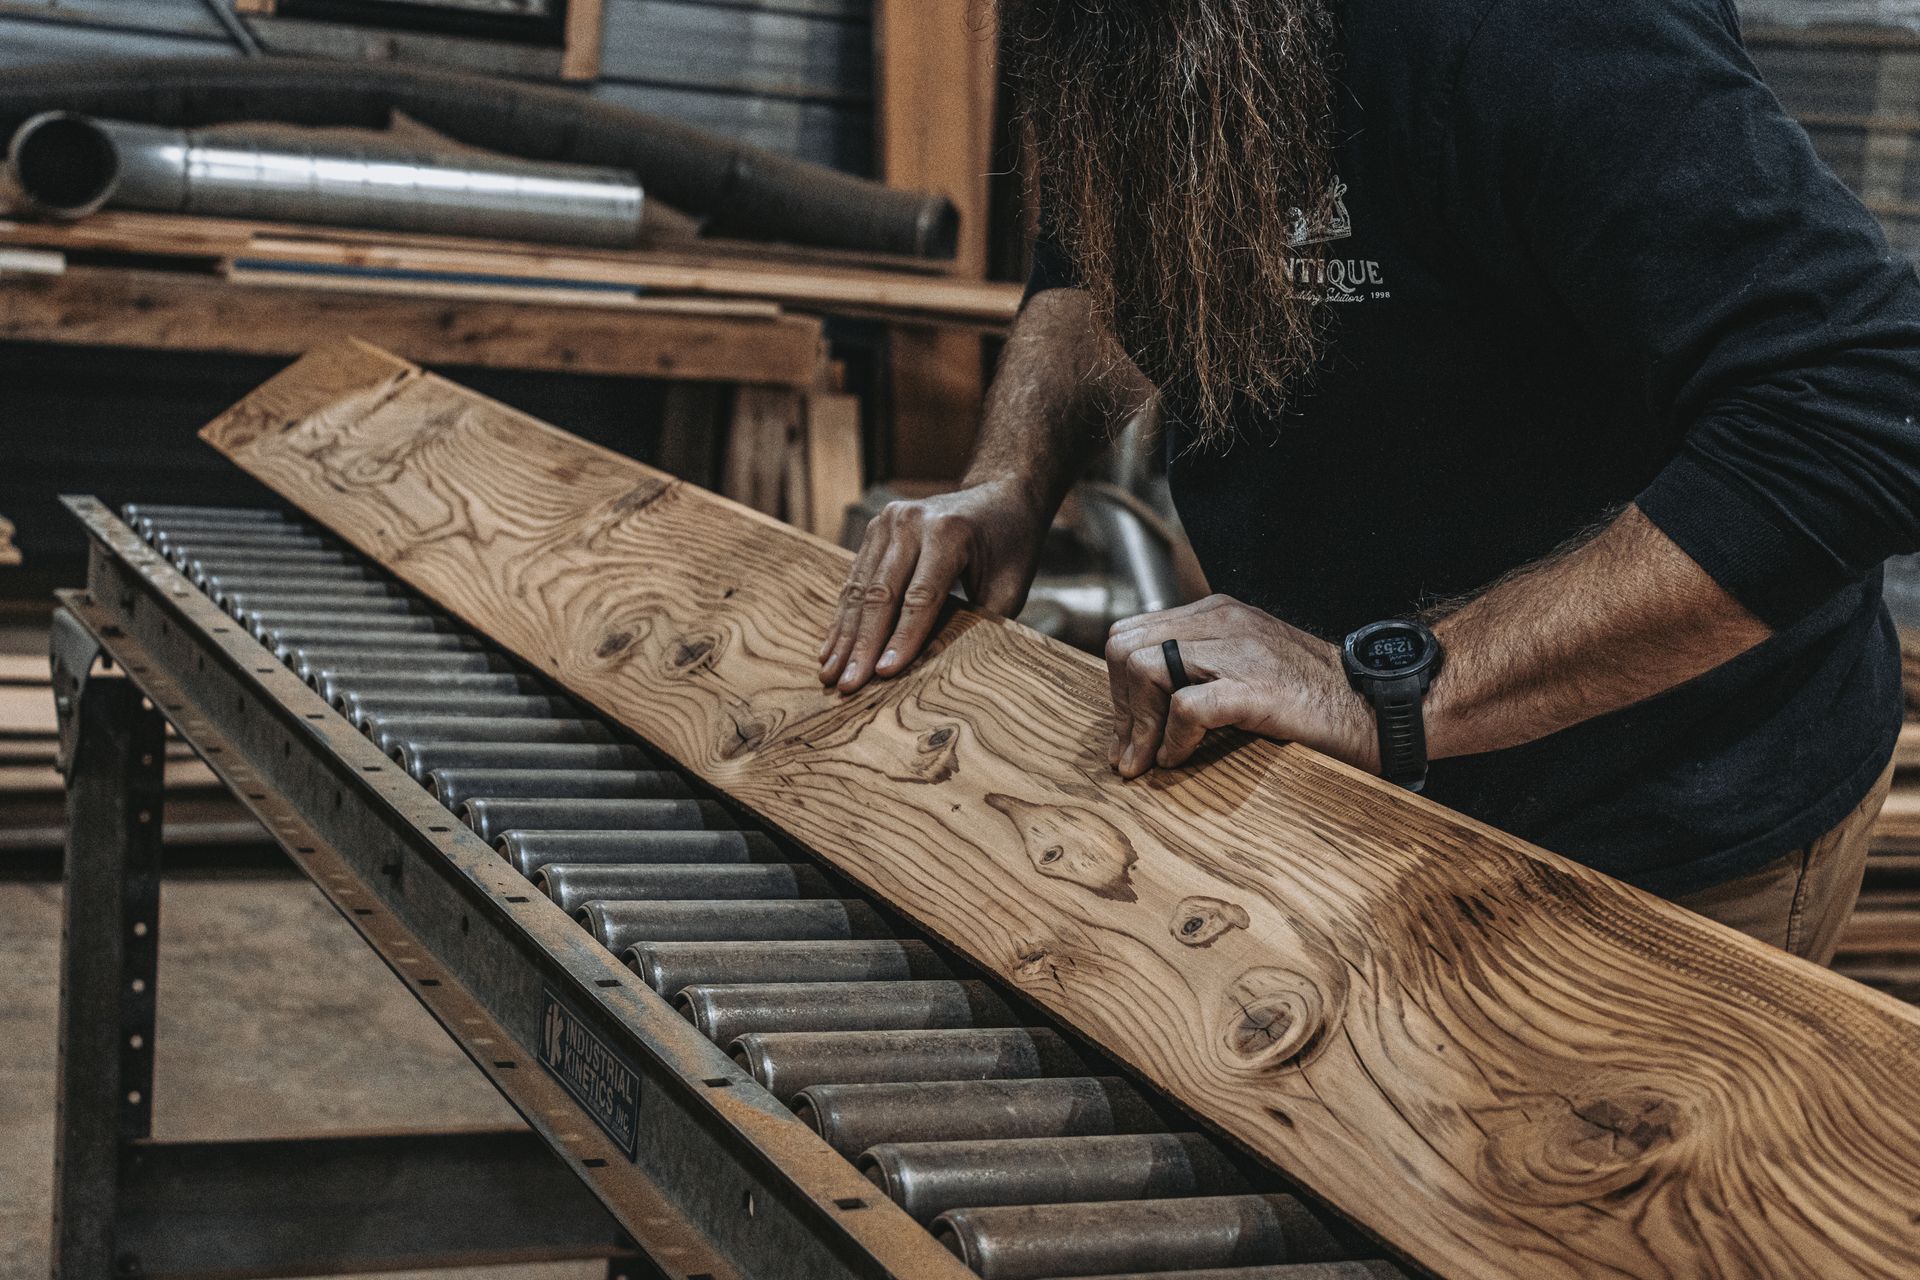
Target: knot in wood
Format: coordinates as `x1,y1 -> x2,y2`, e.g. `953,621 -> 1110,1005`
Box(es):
986,794 -> 1139,903
1223,965 -> 1344,1073
1478,1085 -> 1689,1207
1172,896 -> 1250,947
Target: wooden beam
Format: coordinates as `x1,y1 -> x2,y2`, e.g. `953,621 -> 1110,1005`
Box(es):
560,0 -> 606,81
874,0 -> 1000,479
202,341 -> 1920,1280
0,267 -> 825,386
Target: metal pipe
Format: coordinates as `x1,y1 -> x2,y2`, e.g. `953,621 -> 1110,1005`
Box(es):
397,736 -> 652,786
932,1195 -> 1356,1280
1080,484 -> 1183,618
336,691 -> 576,729
156,528 -> 334,556
794,1076 -> 1168,1157
293,645 -> 498,683
629,940 -> 953,996
6,112 -> 647,248
732,1028 -> 1092,1104
325,674 -> 543,719
463,797 -> 729,846
582,898 -> 891,953
123,503 -> 289,527
535,862 -> 829,917
243,608 -> 434,640
365,715 -> 611,757
430,767 -> 688,814
676,979 -> 1018,1046
274,631 -> 485,663
212,579 -> 403,607
499,829 -> 780,877
859,1132 -> 1250,1223
1061,1264 -> 1409,1280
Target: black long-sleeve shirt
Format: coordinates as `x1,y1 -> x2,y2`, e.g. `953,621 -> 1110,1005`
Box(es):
1027,0 -> 1920,894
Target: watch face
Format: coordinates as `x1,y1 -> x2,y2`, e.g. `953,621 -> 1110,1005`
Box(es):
1349,621 -> 1435,676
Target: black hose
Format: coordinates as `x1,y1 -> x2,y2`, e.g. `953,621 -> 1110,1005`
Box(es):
0,57 -> 958,258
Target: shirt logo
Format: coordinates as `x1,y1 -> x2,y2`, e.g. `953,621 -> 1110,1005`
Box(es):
1288,177 -> 1353,247
1286,175 -> 1389,303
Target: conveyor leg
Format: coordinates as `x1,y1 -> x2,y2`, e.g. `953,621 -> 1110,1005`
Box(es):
52,671 -> 165,1279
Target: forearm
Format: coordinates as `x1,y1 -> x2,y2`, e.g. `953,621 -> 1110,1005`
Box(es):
965,288 -> 1148,519
1425,505 -> 1772,759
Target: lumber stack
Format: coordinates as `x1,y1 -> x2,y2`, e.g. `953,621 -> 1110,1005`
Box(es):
201,340 -> 1920,1280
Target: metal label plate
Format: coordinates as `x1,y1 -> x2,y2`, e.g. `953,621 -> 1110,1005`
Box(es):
539,988 -> 642,1160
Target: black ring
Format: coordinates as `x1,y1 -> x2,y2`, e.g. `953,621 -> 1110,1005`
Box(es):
1162,639 -> 1191,691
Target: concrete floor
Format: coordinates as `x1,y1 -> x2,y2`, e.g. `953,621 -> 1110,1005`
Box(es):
0,872 -> 604,1280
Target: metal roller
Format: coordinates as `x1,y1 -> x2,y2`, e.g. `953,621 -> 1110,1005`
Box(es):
394,738 -> 651,783
429,767 -> 689,814
153,523 -> 332,547
1062,1263 -> 1410,1280
678,979 -> 1019,1046
184,552 -> 367,585
242,602 -> 431,633
324,673 -> 543,718
859,1132 -> 1251,1223
794,1077 -> 1168,1156
273,631 -> 485,664
213,578 -> 403,606
123,503 -> 289,527
219,589 -> 410,617
629,939 -> 954,996
583,898 -> 892,953
500,829 -> 781,877
733,1027 -> 1093,1103
365,715 -> 613,757
932,1195 -> 1356,1280
464,797 -> 729,846
536,862 -> 831,916
252,612 -> 446,643
293,646 -> 499,683
337,691 -> 577,728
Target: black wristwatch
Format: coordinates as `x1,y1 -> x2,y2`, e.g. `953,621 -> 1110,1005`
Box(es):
1341,619 -> 1443,792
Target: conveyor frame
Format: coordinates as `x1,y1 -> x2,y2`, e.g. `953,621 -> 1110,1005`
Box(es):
49,494 -> 972,1280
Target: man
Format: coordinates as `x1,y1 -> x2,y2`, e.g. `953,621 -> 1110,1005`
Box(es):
819,0 -> 1920,964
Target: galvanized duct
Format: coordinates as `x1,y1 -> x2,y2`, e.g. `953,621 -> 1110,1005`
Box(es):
3,111 -> 645,248
0,56 -> 958,258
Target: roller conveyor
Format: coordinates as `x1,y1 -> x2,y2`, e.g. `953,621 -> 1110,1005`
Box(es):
50,499 -> 1418,1280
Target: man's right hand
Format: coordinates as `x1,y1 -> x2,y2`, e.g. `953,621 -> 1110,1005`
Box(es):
819,479 -> 1048,692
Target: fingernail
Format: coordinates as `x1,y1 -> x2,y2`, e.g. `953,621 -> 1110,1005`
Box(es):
839,661 -> 860,687
879,649 -> 899,670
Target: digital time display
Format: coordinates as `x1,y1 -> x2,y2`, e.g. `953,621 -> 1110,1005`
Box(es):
1364,633 -> 1421,671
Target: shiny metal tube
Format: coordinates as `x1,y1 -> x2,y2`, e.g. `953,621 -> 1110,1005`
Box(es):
274,631 -> 485,663
859,1132 -> 1250,1223
316,658 -> 520,696
337,690 -> 574,728
183,551 -> 364,586
1080,485 -> 1182,618
325,674 -> 542,720
429,767 -> 689,814
244,608 -> 435,641
500,829 -> 780,876
676,979 -> 1017,1046
629,939 -> 953,996
932,1195 -> 1354,1280
156,530 -> 334,560
536,862 -> 829,917
8,113 -> 646,248
397,736 -> 652,786
212,578 -> 403,607
795,1076 -> 1167,1157
464,797 -> 728,846
291,644 -> 495,683
124,503 -> 289,528
1062,1263 -> 1409,1280
582,898 -> 890,954
733,1028 -> 1092,1103
365,715 -> 611,757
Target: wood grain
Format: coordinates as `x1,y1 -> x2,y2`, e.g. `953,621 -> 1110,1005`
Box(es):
203,341 -> 1920,1280
0,266 -> 825,385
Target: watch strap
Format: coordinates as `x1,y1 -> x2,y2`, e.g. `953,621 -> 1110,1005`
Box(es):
1368,674 -> 1428,792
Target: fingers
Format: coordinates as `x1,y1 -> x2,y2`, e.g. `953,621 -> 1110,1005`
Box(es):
836,536 -> 920,691
820,528 -> 888,685
1110,643 -> 1174,779
875,527 -> 969,678
1159,680 -> 1257,769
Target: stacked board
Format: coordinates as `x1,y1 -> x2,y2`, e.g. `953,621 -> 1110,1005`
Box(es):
201,340 -> 1920,1280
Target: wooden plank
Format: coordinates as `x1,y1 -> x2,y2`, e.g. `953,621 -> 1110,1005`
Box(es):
0,266 -> 825,386
1840,911 -> 1920,957
803,392 -> 863,542
561,0 -> 606,80
874,0 -> 999,479
202,341 -> 1920,1280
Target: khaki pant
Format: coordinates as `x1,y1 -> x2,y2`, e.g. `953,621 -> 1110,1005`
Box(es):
1672,761 -> 1893,966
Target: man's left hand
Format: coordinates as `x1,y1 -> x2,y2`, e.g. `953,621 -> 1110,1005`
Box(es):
1103,595 -> 1377,779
